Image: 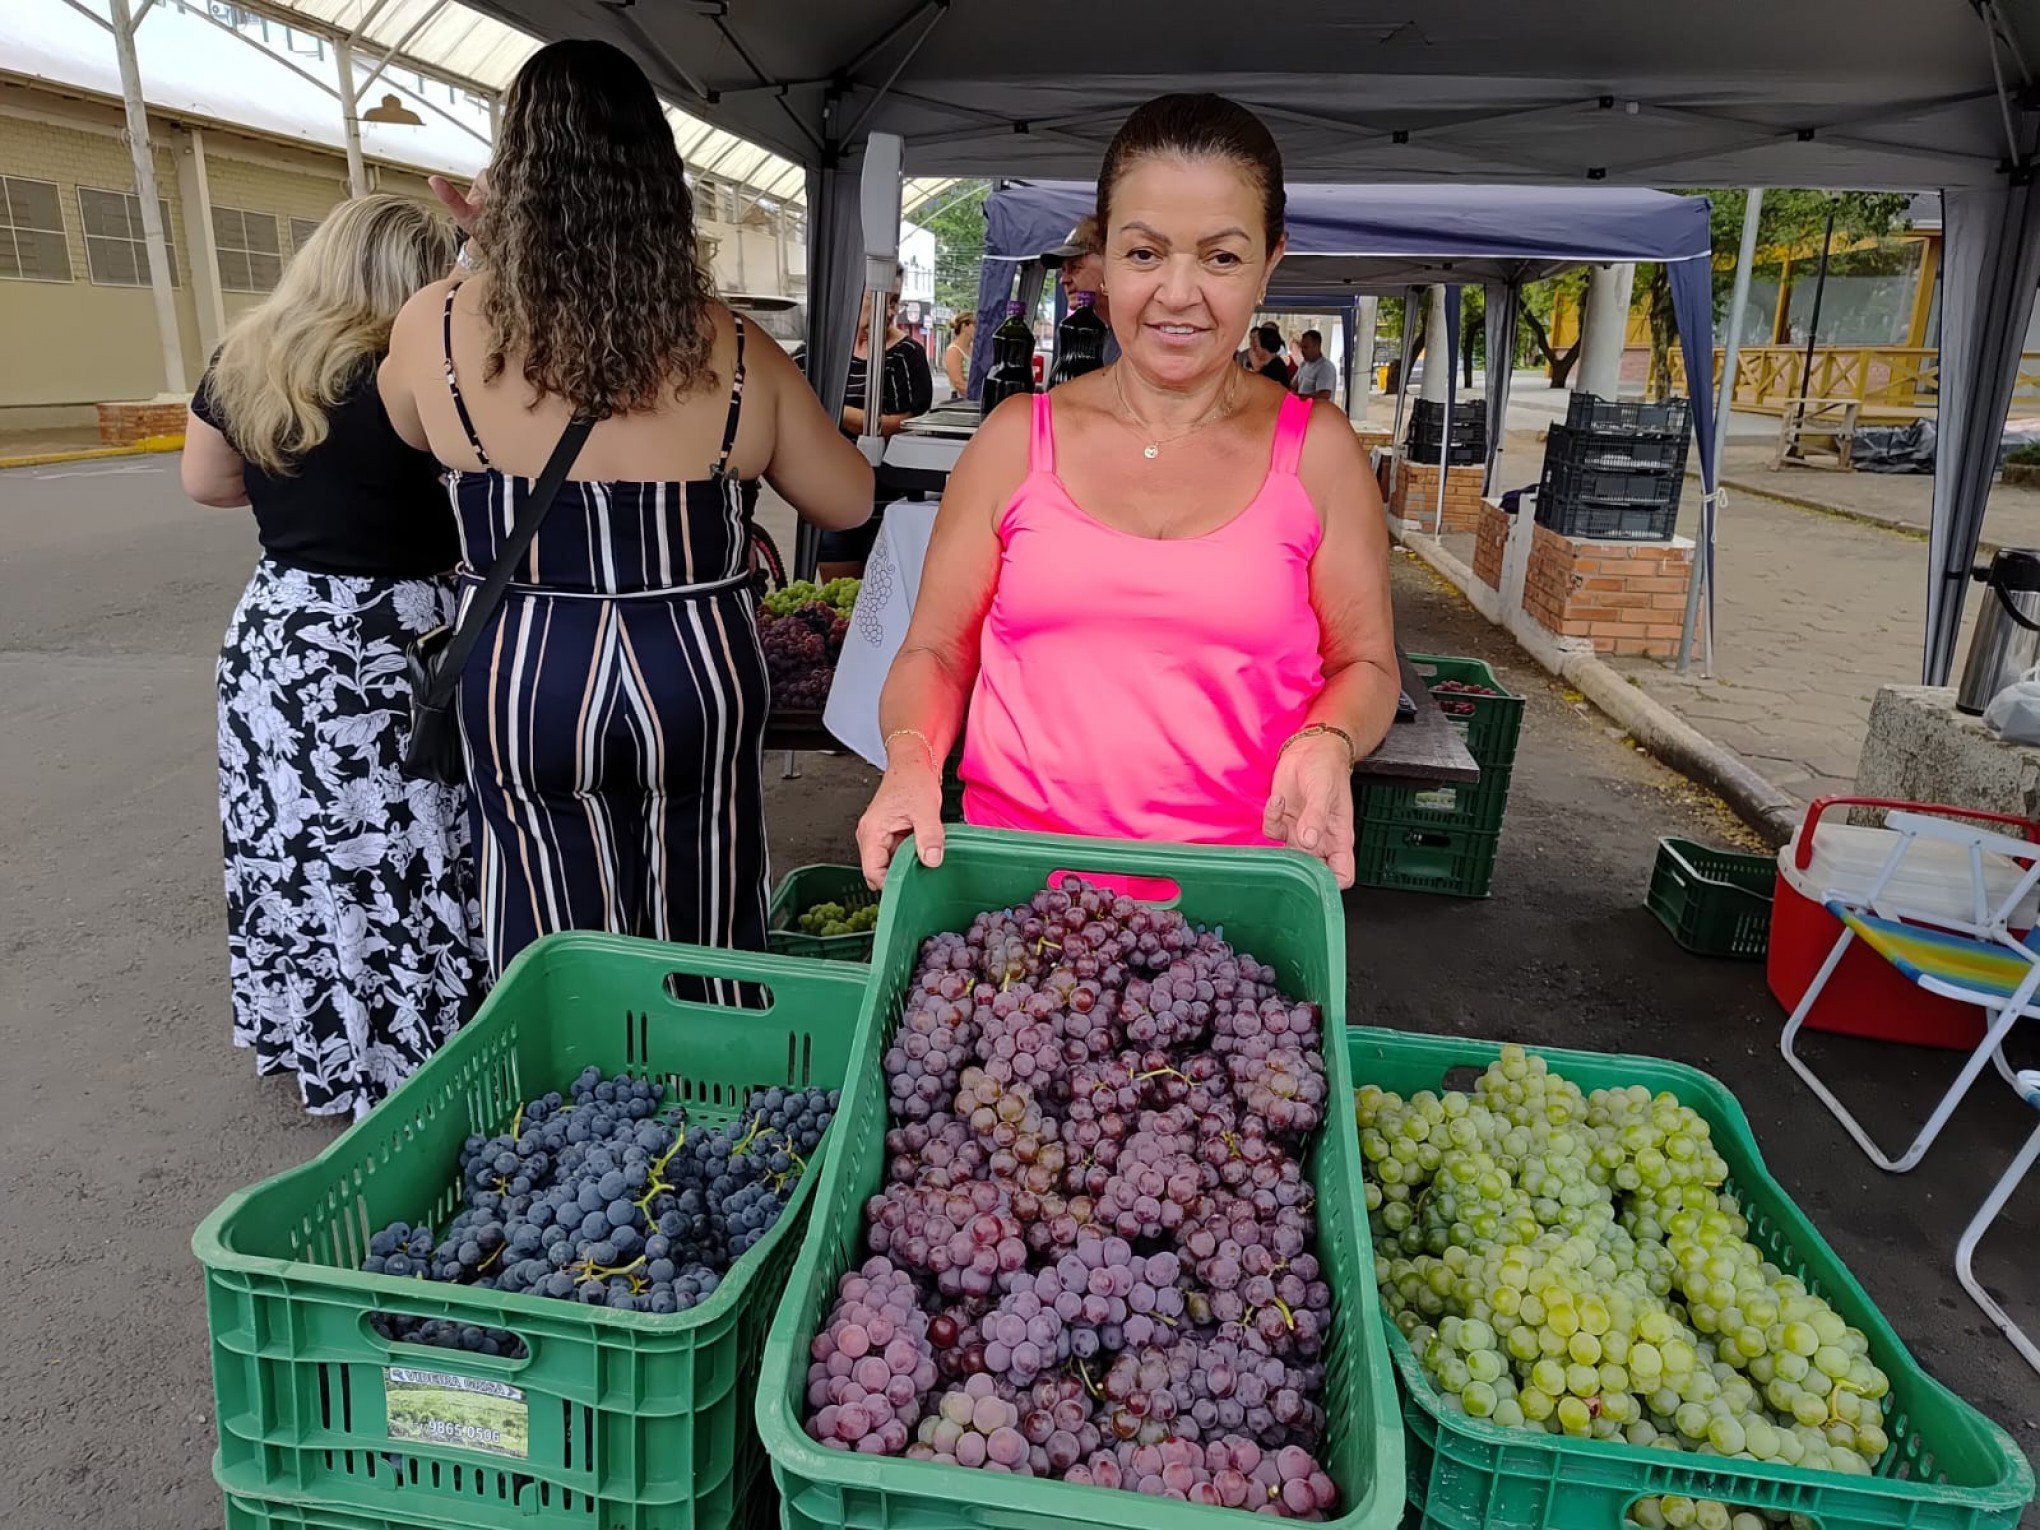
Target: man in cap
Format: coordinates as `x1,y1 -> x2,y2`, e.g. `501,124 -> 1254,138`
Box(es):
1042,216 -> 1121,365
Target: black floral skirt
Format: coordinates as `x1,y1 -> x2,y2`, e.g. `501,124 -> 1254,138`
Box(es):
216,559 -> 485,1118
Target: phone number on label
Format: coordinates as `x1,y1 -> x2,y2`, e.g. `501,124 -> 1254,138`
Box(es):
420,1420 -> 502,1446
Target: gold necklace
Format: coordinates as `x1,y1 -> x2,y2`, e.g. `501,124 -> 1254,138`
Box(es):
1110,364 -> 1235,460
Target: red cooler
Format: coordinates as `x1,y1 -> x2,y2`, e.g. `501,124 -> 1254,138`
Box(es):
1767,796 -> 2040,1050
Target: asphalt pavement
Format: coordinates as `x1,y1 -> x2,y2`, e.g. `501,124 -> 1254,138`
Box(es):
0,456 -> 2031,1528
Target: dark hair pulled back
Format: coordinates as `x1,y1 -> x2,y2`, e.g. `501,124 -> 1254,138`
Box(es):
1095,93 -> 1287,254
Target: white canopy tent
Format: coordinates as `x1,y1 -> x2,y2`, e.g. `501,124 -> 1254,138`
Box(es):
402,1 -> 2033,674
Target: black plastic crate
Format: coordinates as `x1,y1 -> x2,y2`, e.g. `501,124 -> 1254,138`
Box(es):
1565,392 -> 1691,436
1534,495 -> 1679,541
1409,397 -> 1487,431
1407,402 -> 1489,466
1543,422 -> 1688,474
1539,458 -> 1684,510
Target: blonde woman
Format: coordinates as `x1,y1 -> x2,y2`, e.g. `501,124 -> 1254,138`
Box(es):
182,193 -> 482,1119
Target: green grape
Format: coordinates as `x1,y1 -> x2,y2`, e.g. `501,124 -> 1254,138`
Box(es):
1461,1380 -> 1498,1417
1556,1396 -> 1593,1435
1694,1502 -> 1731,1530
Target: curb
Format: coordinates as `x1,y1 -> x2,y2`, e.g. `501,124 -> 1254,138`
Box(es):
0,438 -> 182,470
1395,527 -> 1801,848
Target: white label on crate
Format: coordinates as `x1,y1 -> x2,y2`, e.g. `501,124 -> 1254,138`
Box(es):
385,1367 -> 529,1459
1411,788 -> 1459,813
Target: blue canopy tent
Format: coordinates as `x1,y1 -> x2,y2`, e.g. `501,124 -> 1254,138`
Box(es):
978,180 -> 1719,655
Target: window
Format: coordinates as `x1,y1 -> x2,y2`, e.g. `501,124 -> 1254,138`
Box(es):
78,188 -> 178,286
0,176 -> 71,281
289,216 -> 321,254
213,205 -> 282,293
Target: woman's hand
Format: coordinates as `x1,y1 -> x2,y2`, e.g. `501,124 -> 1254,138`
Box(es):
857,756 -> 946,889
429,170 -> 488,238
1263,733 -> 1356,888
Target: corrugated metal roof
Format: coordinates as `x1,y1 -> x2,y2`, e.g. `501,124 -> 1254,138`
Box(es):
210,0 -> 952,209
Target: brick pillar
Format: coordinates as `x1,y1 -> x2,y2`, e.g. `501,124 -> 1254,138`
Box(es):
1390,459 -> 1487,532
1523,523 -> 1693,657
1472,501 -> 1511,590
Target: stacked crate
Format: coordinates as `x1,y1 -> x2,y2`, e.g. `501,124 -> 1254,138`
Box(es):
1405,396 -> 1488,466
1535,393 -> 1691,541
1353,655 -> 1524,898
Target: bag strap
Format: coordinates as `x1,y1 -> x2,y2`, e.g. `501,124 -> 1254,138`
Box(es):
423,417 -> 593,707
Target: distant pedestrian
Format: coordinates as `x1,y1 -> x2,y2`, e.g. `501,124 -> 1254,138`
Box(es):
1249,323 -> 1291,385
943,312 -> 976,395
1292,329 -> 1338,401
181,194 -> 482,1119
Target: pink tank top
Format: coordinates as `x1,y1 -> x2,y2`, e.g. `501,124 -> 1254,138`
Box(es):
961,390 -> 1326,847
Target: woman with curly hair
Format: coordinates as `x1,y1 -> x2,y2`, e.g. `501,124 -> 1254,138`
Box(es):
182,193 -> 481,1117
379,39 -> 872,980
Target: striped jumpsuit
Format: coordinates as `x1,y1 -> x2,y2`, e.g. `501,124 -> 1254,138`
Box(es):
442,296 -> 770,985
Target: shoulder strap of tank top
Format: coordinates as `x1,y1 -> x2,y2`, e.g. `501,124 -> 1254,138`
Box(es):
440,286 -> 492,470
1270,391 -> 1311,477
1029,391 -> 1057,475
713,315 -> 747,477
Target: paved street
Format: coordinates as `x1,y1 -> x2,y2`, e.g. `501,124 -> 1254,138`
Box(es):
0,459 -> 2031,1527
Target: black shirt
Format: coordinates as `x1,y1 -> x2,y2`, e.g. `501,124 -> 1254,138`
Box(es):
1257,356 -> 1293,386
843,336 -> 934,430
192,363 -> 460,579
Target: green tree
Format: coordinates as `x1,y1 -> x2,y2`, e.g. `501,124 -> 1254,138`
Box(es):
915,180 -> 991,320
1639,188 -> 1914,400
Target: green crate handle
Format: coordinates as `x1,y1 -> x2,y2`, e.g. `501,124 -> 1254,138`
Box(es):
352,1305 -> 539,1374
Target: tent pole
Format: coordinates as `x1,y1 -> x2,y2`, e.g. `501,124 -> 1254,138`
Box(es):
1434,286 -> 1457,536
1680,189 -> 1764,677
1388,287 -> 1416,511
1795,196 -> 1839,411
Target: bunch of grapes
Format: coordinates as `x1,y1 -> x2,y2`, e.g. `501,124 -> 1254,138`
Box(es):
760,615 -> 834,709
797,899 -> 879,937
1360,1045 -> 1895,1528
806,879 -> 1340,1518
762,576 -> 860,619
808,1256 -> 938,1454
362,1071 -> 837,1341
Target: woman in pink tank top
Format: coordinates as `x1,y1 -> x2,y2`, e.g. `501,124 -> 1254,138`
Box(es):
857,94 -> 1399,889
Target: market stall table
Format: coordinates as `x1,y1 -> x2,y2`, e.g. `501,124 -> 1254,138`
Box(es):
1366,651 -> 1482,786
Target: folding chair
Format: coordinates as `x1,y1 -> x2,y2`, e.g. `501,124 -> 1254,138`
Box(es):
1780,809 -> 2040,1173
1954,1068 -> 2040,1376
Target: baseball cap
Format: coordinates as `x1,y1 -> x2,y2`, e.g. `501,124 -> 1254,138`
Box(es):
1040,214 -> 1102,268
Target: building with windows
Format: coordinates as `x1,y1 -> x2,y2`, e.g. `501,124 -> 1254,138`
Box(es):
1,0 -> 816,433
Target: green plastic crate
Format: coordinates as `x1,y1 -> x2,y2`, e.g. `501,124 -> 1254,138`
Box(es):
768,865 -> 878,962
1408,654 -> 1524,772
1648,837 -> 1775,960
194,934 -> 869,1530
755,826 -> 1406,1530
1356,764 -> 1514,838
1354,821 -> 1500,898
1346,1026 -> 2036,1530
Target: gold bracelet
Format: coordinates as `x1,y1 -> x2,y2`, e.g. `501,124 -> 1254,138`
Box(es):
1280,722 -> 1357,768
883,728 -> 937,768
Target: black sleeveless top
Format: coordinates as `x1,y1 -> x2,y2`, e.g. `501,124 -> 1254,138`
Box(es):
193,362 -> 460,579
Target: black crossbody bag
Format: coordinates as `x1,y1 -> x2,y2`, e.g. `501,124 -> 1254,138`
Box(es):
401,418 -> 592,783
